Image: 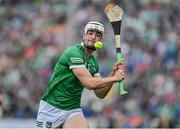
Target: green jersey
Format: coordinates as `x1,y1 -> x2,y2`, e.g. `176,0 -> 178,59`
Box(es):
42,43 -> 100,110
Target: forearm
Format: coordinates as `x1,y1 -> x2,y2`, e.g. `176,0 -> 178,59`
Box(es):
84,76 -> 117,90
94,82 -> 113,99
72,66 -> 123,91
93,73 -> 115,98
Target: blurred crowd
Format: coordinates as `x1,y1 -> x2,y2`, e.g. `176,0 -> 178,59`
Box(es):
0,0 -> 180,128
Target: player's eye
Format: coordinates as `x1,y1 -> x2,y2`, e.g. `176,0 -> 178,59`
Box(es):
96,32 -> 102,38
87,30 -> 95,35
87,30 -> 102,38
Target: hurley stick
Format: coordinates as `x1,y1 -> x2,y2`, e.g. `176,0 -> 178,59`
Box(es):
104,4 -> 128,95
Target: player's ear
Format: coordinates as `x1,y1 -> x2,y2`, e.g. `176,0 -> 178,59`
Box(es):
100,37 -> 103,41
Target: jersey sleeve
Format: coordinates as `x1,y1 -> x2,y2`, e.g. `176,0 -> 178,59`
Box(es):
62,46 -> 86,69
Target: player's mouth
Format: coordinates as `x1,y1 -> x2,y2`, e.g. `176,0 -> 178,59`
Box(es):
85,41 -> 96,51
87,40 -> 95,45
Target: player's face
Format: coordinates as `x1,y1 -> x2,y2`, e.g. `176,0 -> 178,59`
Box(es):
83,29 -> 102,46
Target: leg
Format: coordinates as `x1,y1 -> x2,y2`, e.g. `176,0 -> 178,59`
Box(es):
62,114 -> 89,128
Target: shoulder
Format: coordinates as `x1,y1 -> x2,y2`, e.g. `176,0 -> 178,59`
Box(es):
60,43 -> 85,65
64,43 -> 84,57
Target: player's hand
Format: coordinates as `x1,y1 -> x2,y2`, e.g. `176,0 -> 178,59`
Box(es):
113,66 -> 126,82
109,59 -> 125,76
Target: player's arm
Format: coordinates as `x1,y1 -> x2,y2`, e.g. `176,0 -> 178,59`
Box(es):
93,74 -> 114,99
93,60 -> 125,98
72,67 -> 124,91
67,47 -> 118,90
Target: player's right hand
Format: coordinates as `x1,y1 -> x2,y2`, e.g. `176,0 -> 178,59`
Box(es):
109,59 -> 125,76
113,61 -> 126,81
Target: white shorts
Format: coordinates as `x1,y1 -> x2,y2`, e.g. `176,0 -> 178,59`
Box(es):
36,100 -> 84,128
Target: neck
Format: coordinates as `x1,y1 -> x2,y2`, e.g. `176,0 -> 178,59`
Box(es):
84,47 -> 93,58
81,42 -> 94,57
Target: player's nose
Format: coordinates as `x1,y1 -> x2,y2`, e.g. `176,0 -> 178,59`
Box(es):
91,33 -> 96,39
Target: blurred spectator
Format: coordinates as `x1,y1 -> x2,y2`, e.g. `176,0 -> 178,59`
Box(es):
0,0 -> 179,128
0,92 -> 3,118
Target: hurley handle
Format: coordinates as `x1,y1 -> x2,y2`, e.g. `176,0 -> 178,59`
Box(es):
115,35 -> 128,95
